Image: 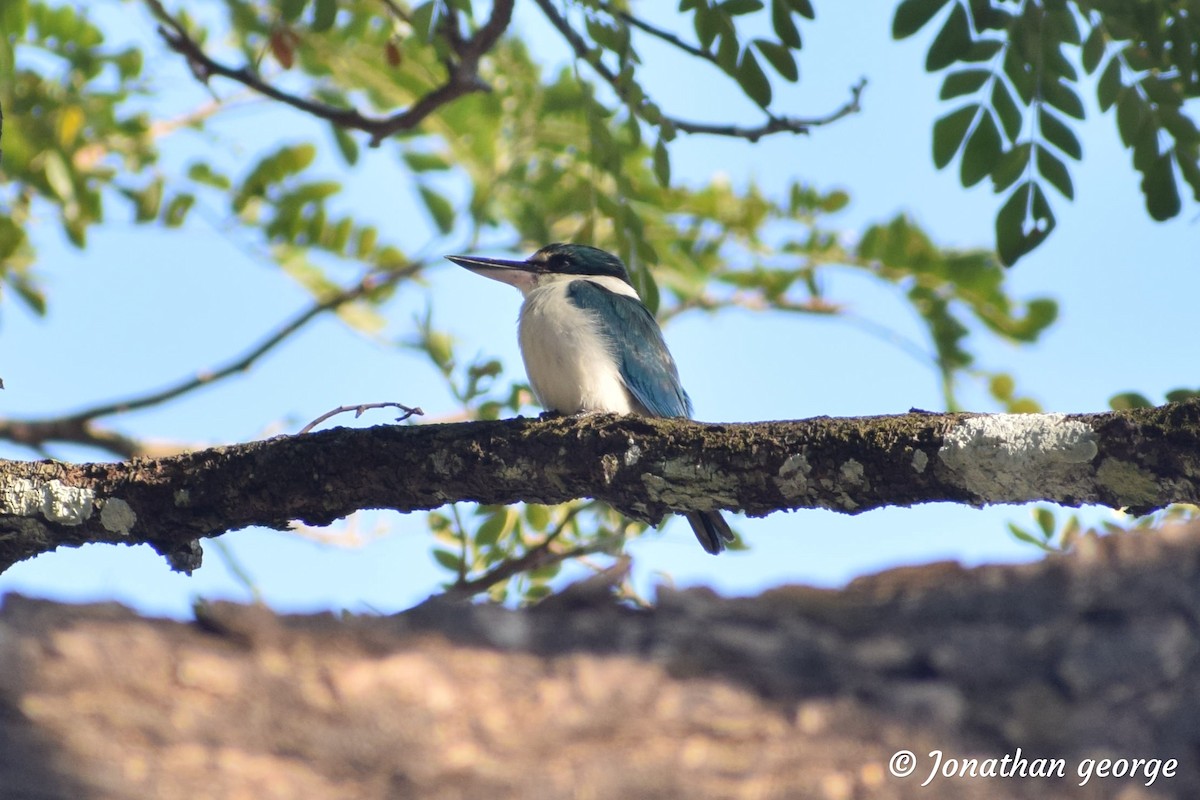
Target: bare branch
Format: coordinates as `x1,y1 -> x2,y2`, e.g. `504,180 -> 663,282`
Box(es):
609,7 -> 717,64
440,502 -> 594,599
146,0 -> 515,146
0,265 -> 419,458
299,402 -> 424,435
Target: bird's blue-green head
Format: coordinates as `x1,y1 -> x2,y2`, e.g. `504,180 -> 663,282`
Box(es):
446,243 -> 633,294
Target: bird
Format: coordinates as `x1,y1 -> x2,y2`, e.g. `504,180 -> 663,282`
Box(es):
445,242 -> 735,554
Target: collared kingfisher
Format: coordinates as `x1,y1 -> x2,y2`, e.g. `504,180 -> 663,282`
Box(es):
445,243 -> 735,555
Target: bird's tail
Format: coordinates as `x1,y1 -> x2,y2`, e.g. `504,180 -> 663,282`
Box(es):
684,510 -> 735,555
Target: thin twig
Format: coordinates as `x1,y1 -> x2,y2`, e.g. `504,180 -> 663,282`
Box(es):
609,6 -> 716,64
298,402 -> 423,435
442,537 -> 617,601
71,266 -> 417,422
0,265 -> 419,457
532,0 -> 865,141
441,503 -> 597,600
146,0 -> 513,146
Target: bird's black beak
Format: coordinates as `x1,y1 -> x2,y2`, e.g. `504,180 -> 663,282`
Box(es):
445,254 -> 539,292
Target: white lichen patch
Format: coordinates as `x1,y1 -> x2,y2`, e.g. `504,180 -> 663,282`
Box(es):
174,488 -> 191,507
2,477 -> 41,516
100,498 -> 137,536
912,449 -> 929,473
3,477 -> 96,525
938,413 -> 1098,502
623,440 -> 642,467
42,480 -> 95,525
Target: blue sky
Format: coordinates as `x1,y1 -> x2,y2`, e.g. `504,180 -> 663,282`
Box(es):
1,3 -> 1196,616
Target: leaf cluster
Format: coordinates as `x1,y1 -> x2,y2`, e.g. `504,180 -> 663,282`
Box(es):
895,0 -> 1200,264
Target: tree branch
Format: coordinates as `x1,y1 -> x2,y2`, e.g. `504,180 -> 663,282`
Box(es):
0,267 -> 417,458
3,403 -> 1199,575
532,0 -> 864,141
146,0 -> 514,146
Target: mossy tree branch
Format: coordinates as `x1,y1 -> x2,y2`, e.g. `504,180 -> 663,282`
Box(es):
2,402 -> 1199,574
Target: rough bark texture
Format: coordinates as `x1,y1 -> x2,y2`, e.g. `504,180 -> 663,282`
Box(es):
3,524 -> 1200,799
3,402 -> 1200,574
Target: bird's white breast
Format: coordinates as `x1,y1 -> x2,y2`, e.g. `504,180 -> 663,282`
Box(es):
517,276 -> 638,414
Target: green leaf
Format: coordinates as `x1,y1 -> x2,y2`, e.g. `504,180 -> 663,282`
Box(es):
1042,80 -> 1084,120
1046,8 -> 1080,46
991,142 -> 1031,193
1038,108 -> 1081,159
1166,389 -> 1200,404
1036,147 -> 1074,199
1034,507 -> 1055,538
932,104 -> 978,169
926,4 -> 972,72
990,373 -> 1015,400
893,0 -> 951,39
418,185 -> 455,233
961,111 -> 1002,187
1008,522 -> 1049,550
1160,106 -> 1200,146
694,7 -> 719,49
332,125 -> 358,165
1142,152 -> 1181,221
403,151 -> 451,172
412,1 -> 437,41
715,30 -> 740,73
653,138 -> 671,187
787,0 -> 815,19
991,80 -> 1023,140
9,272 -> 47,316
1109,392 -> 1154,411
0,0 -> 29,34
1003,48 -> 1035,104
939,68 -> 990,100
1177,148 -> 1200,202
187,162 -> 232,190
586,17 -> 630,55
279,0 -> 308,23
771,0 -> 802,48
1116,89 -> 1147,147
755,39 -> 799,81
1097,56 -> 1122,111
960,39 -> 1003,63
524,504 -> 552,530
821,189 -> 850,212
721,0 -> 765,15
432,548 -> 464,573
475,508 -> 512,547
996,181 -> 1055,266
1082,24 -> 1106,74
311,0 -> 337,32
737,48 -> 772,107
133,178 -> 164,222
355,226 -> 378,258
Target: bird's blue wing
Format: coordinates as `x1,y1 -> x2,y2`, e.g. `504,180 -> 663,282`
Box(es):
567,279 -> 693,418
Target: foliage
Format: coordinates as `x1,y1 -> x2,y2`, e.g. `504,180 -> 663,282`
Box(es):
0,0 -> 1182,602
1109,386 -> 1200,410
1009,502 -> 1200,553
894,0 -> 1200,264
